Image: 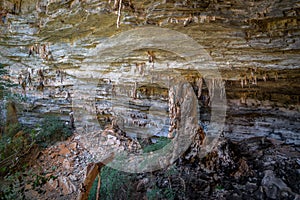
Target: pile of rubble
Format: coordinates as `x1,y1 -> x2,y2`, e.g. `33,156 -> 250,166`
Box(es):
23,123 -> 142,200
22,127 -> 300,200
24,134 -> 92,199
150,137 -> 300,200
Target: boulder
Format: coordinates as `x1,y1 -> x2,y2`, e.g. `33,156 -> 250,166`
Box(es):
58,176 -> 76,195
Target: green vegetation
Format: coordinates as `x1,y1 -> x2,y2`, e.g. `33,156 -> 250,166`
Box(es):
0,125 -> 29,176
142,137 -> 171,153
0,167 -> 57,199
98,166 -> 136,200
0,171 -> 26,200
88,155 -> 180,200
3,123 -> 22,138
35,115 -> 72,147
94,164 -> 177,200
0,115 -> 72,198
0,115 -> 72,176
215,184 -> 224,191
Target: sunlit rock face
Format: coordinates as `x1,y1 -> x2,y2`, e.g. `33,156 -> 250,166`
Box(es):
0,0 -> 299,145
0,1 -> 299,199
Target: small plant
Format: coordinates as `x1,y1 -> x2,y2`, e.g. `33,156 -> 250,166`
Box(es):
215,184 -> 224,191
35,115 -> 72,147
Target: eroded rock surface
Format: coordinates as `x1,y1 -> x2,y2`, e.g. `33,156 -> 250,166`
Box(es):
0,0 -> 299,199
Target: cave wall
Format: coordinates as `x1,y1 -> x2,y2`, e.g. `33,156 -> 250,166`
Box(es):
32,0 -> 300,69
0,0 -> 299,143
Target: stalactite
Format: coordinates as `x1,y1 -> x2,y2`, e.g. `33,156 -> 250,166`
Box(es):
132,81 -> 137,99
215,78 -> 225,99
116,0 -> 122,28
206,78 -> 214,107
168,86 -> 176,138
196,77 -> 203,99
205,78 -> 226,107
